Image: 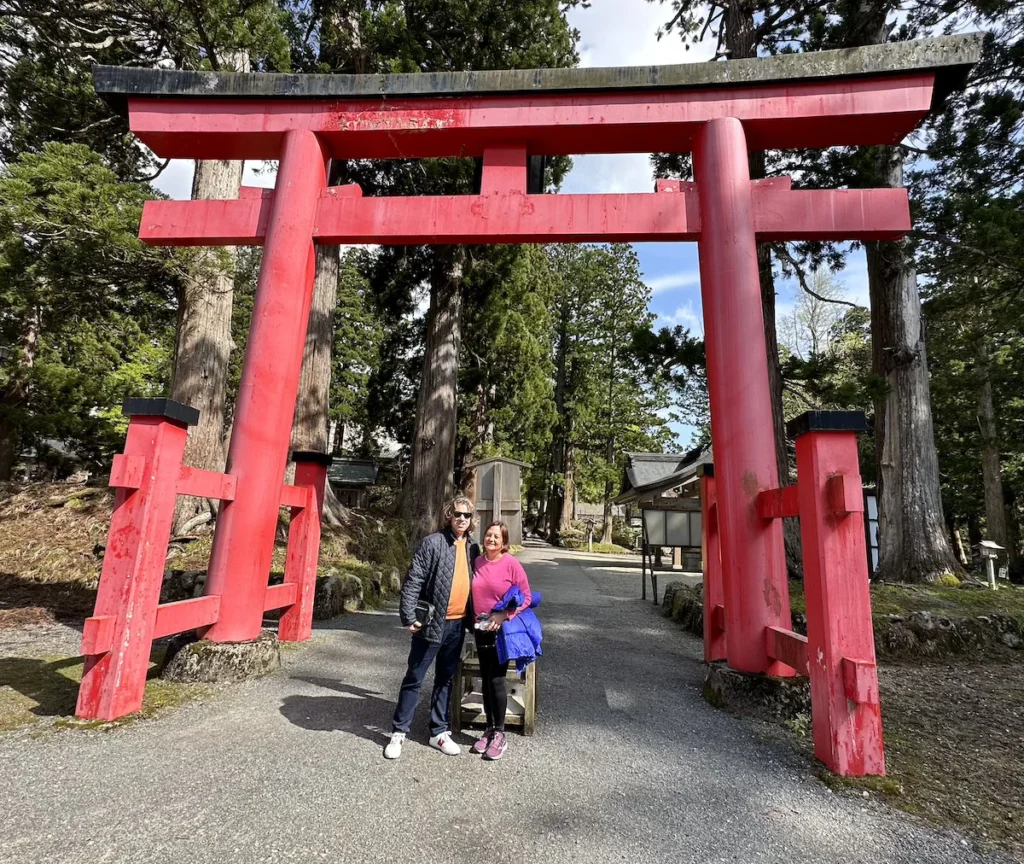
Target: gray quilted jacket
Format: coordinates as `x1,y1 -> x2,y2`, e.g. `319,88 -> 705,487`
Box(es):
399,527 -> 480,644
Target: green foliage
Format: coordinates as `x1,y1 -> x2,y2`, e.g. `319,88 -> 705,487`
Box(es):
0,143 -> 179,474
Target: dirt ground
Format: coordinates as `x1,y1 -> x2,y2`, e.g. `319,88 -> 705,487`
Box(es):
868,658 -> 1024,858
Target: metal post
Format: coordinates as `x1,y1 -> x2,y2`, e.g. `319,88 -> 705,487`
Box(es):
204,129 -> 328,642
792,411 -> 885,776
693,117 -> 792,675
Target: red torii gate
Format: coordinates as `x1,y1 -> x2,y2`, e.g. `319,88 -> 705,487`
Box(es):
80,35 -> 978,776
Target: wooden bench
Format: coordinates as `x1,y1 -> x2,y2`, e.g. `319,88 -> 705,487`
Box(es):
450,638 -> 537,736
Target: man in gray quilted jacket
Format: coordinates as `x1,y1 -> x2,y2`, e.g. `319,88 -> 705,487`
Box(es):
384,496 -> 479,759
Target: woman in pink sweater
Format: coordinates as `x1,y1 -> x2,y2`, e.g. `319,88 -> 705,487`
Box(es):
470,520 -> 532,760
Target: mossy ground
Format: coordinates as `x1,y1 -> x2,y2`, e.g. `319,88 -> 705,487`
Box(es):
0,648 -> 209,734
786,579 -> 1024,619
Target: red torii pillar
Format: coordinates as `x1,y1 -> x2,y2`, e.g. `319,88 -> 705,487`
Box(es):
202,130 -> 326,642
694,118 -> 792,676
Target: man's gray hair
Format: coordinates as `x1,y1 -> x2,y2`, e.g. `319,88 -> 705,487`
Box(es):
442,496 -> 477,532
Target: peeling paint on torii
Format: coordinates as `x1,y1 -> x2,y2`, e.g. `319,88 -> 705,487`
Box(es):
76,35 -> 981,777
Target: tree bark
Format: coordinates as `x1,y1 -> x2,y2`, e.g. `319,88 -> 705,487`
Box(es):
546,311 -> 569,539
975,336 -> 1007,548
560,442 -> 575,535
946,512 -> 968,567
865,146 -> 959,582
170,52 -> 248,536
401,248 -> 464,542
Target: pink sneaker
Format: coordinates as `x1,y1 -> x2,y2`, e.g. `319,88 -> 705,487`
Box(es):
483,730 -> 507,761
471,729 -> 493,755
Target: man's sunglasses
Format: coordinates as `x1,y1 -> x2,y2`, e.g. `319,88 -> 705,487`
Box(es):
453,511 -> 473,519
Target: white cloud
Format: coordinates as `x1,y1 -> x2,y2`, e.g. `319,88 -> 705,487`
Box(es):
568,1 -> 716,68
152,158 -> 276,201
657,301 -> 703,334
647,270 -> 701,295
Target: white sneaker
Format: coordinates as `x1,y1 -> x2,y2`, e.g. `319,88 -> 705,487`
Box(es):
384,732 -> 405,759
428,732 -> 461,755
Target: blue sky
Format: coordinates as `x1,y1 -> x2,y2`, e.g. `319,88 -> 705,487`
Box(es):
152,0 -> 871,451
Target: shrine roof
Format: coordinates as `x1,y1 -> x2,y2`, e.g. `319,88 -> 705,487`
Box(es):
94,33 -> 980,112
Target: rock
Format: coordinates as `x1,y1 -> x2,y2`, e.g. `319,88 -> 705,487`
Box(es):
387,567 -> 402,594
161,632 -> 280,683
313,569 -> 364,620
660,581 -> 687,613
160,570 -> 206,603
1000,631 -> 1022,649
703,661 -> 811,722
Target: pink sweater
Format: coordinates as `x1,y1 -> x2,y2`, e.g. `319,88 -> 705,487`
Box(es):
472,553 -> 532,620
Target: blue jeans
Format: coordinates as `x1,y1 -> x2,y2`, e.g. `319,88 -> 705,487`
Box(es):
392,618 -> 465,736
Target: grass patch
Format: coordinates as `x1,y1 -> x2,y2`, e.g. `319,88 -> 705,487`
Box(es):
817,768 -> 905,799
0,650 -> 208,734
786,580 -> 1024,619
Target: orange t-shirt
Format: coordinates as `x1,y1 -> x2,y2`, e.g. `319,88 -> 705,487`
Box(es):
446,538 -> 471,619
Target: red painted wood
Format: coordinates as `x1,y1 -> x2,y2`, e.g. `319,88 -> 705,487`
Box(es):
153,595 -> 221,639
81,615 -> 115,655
842,657 -> 880,705
279,484 -> 311,509
694,117 -> 792,676
765,626 -> 810,676
795,428 -> 885,776
177,466 -> 237,501
140,185 -> 908,247
109,453 -> 146,490
76,414 -> 189,720
126,74 -> 935,161
756,485 -> 801,520
264,582 -> 299,611
202,129 -> 328,643
279,460 -> 328,642
827,474 -> 865,515
480,143 -> 528,194
701,475 -> 726,662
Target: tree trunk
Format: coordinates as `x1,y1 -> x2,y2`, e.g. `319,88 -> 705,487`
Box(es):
975,336 -> 1007,548
560,443 -> 575,535
546,313 -> 569,539
291,161 -> 349,527
601,493 -> 614,546
401,248 -> 464,542
170,53 -> 249,536
865,146 -> 959,583
946,512 -> 968,567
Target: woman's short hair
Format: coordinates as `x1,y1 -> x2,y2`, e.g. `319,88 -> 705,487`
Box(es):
442,496 -> 477,532
484,520 -> 510,553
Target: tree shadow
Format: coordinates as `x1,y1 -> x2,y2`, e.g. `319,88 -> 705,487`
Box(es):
0,656 -> 82,717
0,571 -> 95,625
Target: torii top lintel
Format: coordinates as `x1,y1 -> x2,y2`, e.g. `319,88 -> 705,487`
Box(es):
96,34 -> 979,161
94,34 -> 980,247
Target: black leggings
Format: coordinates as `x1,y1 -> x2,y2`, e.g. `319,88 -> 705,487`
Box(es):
475,631 -> 510,731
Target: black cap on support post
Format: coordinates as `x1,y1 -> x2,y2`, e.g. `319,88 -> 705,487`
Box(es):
696,462 -> 715,478
291,450 -> 334,466
786,410 -> 867,440
122,397 -> 200,427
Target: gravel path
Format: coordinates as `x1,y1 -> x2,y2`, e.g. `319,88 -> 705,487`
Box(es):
0,543 -> 1011,864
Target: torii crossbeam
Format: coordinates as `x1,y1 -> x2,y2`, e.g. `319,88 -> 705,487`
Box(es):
80,35 -> 980,777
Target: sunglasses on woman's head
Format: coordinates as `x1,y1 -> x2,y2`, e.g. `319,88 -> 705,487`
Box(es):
453,511 -> 473,519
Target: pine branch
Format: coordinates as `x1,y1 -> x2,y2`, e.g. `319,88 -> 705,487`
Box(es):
773,244 -> 865,310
